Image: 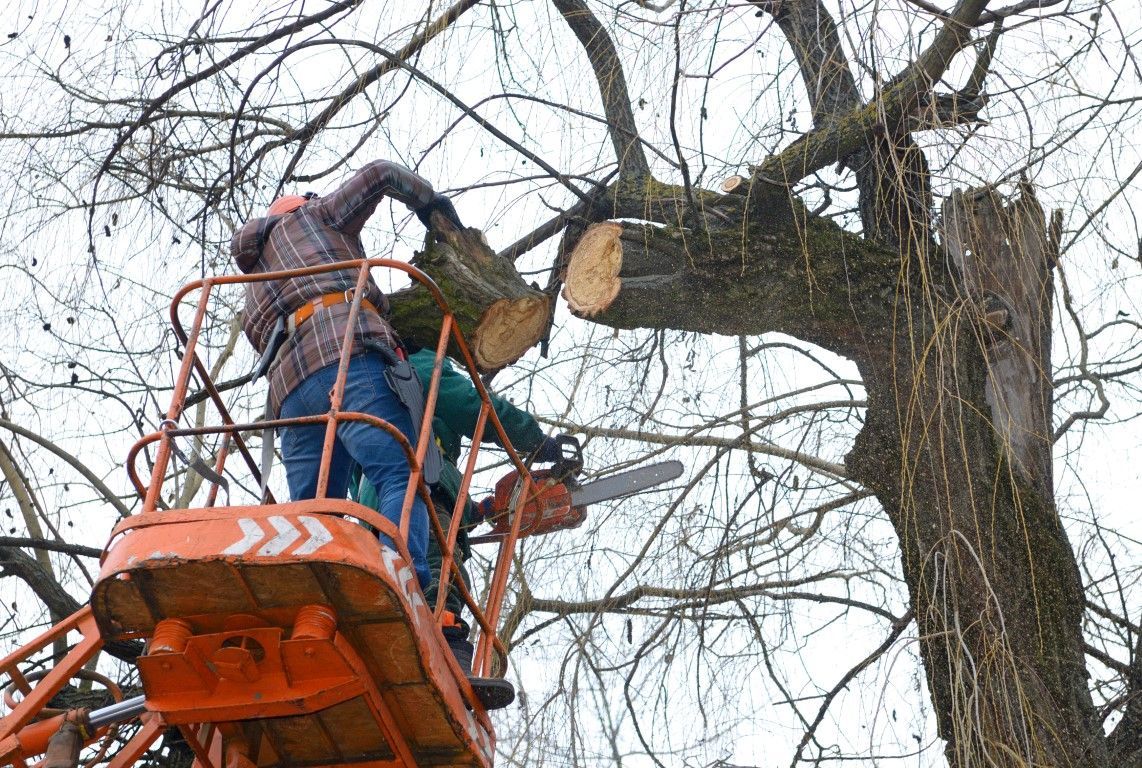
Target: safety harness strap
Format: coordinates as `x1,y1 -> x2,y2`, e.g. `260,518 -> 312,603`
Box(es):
364,340 -> 443,486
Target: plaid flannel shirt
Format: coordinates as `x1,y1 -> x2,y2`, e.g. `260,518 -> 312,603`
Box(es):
231,160 -> 436,414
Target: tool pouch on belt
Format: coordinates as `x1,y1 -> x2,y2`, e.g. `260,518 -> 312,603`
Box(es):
252,314 -> 288,380
364,340 -> 442,485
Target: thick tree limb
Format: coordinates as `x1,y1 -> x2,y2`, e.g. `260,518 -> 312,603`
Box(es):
751,0 -> 863,126
0,545 -> 141,662
750,0 -> 996,250
388,221 -> 551,370
552,0 -> 650,179
753,0 -> 893,242
560,208 -> 898,364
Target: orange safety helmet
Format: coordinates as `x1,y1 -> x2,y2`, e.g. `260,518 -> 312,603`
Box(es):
266,192 -> 316,217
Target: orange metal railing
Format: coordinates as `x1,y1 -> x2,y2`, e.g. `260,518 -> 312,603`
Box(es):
122,258 -> 537,676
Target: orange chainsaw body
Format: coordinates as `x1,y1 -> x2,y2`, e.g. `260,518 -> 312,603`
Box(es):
483,469 -> 587,538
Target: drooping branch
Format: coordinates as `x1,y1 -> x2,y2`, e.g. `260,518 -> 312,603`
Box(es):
552,0 -> 651,179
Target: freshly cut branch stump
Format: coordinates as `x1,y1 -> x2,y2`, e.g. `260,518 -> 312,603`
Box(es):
559,213 -> 898,358
720,175 -> 746,193
388,224 -> 550,371
562,222 -> 624,317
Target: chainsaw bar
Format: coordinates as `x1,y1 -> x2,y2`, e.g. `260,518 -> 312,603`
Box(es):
569,460 -> 684,507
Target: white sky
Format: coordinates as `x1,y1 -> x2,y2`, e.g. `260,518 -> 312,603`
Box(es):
0,1 -> 1139,765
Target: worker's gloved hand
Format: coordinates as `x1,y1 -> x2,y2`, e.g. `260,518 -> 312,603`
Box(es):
474,497 -> 495,522
532,436 -> 565,464
415,193 -> 464,231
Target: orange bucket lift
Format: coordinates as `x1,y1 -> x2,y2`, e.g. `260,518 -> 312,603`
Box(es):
0,259 -> 560,768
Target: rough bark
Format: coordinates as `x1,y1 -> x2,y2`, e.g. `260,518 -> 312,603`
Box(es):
387,224 -> 551,370
561,204 -> 899,361
942,181 -> 1056,497
844,185 -> 1105,767
850,339 -> 1104,767
560,173 -> 1110,766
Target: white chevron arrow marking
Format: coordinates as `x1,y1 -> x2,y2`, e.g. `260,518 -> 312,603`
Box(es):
222,518 -> 265,555
257,515 -> 301,556
293,516 -> 333,555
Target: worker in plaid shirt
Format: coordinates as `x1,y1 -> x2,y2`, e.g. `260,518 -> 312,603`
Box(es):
231,159 -> 462,588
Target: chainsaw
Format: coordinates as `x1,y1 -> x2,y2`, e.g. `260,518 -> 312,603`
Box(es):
472,436 -> 683,542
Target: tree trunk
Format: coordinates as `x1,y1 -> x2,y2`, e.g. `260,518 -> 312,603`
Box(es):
541,181 -> 1115,765
387,224 -> 550,371
848,184 -> 1105,767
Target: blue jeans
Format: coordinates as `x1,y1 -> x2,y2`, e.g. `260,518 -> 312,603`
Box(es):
279,353 -> 430,588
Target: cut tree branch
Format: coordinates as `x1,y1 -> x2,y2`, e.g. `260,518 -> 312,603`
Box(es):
560,208 -> 899,365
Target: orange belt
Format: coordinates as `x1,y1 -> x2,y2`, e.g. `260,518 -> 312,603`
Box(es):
290,291 -> 379,332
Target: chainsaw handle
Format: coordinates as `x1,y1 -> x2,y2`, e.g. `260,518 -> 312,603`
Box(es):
551,434 -> 583,479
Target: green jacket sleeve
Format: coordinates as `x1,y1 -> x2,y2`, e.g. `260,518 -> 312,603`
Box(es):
409,350 -> 545,458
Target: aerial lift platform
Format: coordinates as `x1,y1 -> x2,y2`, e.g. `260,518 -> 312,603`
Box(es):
0,258 -> 564,768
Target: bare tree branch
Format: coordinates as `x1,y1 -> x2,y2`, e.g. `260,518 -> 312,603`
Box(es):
552,0 -> 651,179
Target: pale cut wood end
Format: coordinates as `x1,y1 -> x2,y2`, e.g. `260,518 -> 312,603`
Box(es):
563,222 -> 623,317
472,295 -> 551,370
721,175 -> 745,193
